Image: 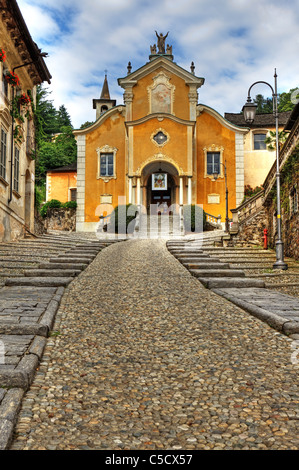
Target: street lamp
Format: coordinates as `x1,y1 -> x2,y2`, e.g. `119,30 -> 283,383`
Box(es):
213,161 -> 229,233
242,69 -> 288,270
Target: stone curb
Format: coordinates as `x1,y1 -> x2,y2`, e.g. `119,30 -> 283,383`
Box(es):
0,238 -> 119,449
211,288 -> 293,333
167,243 -> 299,336
0,388 -> 24,450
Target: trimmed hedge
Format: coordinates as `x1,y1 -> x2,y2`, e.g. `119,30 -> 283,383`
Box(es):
40,199 -> 77,218
183,204 -> 206,232
108,204 -> 138,233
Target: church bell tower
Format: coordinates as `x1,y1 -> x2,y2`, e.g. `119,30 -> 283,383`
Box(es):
93,73 -> 116,120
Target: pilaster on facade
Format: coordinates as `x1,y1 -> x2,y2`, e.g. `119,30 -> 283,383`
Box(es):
235,133 -> 245,206
76,134 -> 86,231
123,87 -> 134,122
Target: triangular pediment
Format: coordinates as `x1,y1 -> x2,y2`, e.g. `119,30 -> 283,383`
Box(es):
118,56 -> 205,90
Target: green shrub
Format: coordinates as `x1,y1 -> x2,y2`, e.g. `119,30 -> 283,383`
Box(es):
183,204 -> 206,232
108,204 -> 138,233
40,199 -> 62,218
34,185 -> 46,209
63,201 -> 77,209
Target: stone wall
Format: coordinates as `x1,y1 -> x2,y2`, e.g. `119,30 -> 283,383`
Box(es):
263,145 -> 299,260
44,208 -> 76,232
235,208 -> 267,247
265,199 -> 299,260
34,209 -> 47,236
284,214 -> 299,260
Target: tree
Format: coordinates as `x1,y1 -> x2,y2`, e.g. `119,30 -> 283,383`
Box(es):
80,121 -> 94,129
254,94 -> 273,114
34,85 -> 77,185
57,105 -> 72,128
264,130 -> 288,151
252,86 -> 299,114
278,88 -> 299,112
35,85 -> 60,140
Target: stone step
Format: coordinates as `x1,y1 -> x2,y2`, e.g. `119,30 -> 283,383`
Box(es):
197,277 -> 266,289
5,277 -> 73,287
24,269 -> 81,277
59,253 -> 95,258
177,257 -> 220,263
190,269 -> 246,278
69,249 -> 100,254
39,262 -> 88,270
183,262 -> 231,270
173,251 -> 208,255
49,257 -> 93,264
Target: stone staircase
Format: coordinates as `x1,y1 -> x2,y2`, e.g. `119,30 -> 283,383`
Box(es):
166,239 -> 299,336
0,231 -> 122,449
0,232 -> 118,387
136,214 -> 183,238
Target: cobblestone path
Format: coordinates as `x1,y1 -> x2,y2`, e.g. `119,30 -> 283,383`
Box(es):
10,239 -> 299,450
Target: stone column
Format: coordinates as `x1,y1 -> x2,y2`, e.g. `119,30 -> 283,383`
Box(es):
136,177 -> 141,206
128,176 -> 133,204
179,176 -> 184,233
187,177 -> 192,205
179,176 -> 184,206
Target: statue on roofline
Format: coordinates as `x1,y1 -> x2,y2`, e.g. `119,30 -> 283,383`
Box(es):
155,31 -> 169,54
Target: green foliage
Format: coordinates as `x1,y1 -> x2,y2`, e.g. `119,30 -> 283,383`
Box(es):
108,204 -> 138,233
278,88 -> 299,112
183,204 -> 206,232
34,85 -> 77,185
63,201 -> 77,209
268,144 -> 299,212
241,185 -> 264,204
40,199 -> 61,218
254,94 -> 273,114
35,126 -> 77,185
34,185 -> 46,209
252,86 -> 298,114
40,199 -> 77,218
80,121 -> 95,129
244,185 -> 264,198
57,105 -> 72,128
264,130 -> 288,151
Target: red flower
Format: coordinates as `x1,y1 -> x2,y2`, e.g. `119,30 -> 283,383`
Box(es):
5,71 -> 20,86
0,49 -> 6,62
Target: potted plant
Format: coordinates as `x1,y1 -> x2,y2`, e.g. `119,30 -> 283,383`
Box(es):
0,49 -> 6,62
4,70 -> 20,87
18,93 -> 31,106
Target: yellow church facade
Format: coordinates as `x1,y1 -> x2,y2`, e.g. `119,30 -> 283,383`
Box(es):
74,35 -> 248,233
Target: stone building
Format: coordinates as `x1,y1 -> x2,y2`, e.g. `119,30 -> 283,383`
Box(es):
74,34 -> 251,233
0,0 -> 51,241
225,111 -> 291,190
72,33 -> 293,234
46,162 -> 77,204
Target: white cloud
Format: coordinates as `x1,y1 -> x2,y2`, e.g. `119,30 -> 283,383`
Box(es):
17,0 -> 299,128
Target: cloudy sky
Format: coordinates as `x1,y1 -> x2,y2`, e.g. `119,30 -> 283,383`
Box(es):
17,0 -> 299,129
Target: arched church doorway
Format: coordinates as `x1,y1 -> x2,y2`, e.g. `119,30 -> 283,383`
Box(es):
142,161 -> 179,215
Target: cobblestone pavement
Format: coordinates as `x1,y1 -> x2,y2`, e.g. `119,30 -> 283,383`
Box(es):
9,239 -> 299,450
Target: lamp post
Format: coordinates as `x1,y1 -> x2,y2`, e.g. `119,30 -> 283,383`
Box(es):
242,69 -> 288,270
213,161 -> 229,233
